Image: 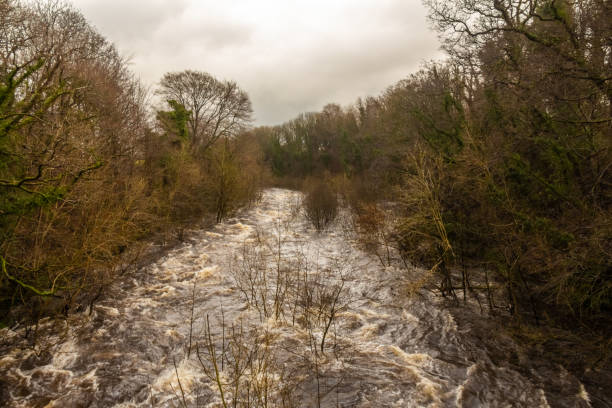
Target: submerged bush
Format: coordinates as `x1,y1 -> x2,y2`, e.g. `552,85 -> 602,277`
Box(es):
303,180 -> 339,231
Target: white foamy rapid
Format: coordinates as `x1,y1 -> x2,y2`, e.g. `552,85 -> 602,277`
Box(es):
0,189 -> 591,407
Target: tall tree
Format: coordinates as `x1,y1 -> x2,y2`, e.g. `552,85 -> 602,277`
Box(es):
156,70 -> 253,152
0,0 -> 149,313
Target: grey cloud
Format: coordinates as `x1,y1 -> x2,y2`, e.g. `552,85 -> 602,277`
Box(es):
183,22 -> 253,50
75,0 -> 190,42
242,6 -> 442,123
71,0 -> 442,125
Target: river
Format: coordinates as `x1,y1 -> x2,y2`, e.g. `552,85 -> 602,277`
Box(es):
0,189 -> 596,407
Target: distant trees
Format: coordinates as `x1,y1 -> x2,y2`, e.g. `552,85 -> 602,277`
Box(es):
259,105 -> 362,179
156,70 -> 253,152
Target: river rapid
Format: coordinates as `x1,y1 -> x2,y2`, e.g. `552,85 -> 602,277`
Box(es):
0,189 -> 596,407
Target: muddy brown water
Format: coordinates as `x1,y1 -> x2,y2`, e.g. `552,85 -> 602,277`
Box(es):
0,189 -> 597,407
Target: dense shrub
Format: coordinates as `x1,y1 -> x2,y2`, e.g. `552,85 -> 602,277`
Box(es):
303,180 -> 339,231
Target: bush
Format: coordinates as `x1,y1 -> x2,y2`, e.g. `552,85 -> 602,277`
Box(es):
303,180 -> 338,231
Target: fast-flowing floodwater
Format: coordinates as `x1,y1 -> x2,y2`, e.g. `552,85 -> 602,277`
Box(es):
0,189 -> 596,407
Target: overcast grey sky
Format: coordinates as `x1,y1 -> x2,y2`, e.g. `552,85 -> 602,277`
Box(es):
70,0 -> 443,125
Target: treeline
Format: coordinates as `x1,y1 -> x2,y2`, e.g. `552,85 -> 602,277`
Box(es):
257,0 -> 611,345
0,0 -> 263,325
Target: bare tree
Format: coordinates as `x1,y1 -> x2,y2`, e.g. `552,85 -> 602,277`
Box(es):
424,0 -> 612,110
156,70 -> 253,152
